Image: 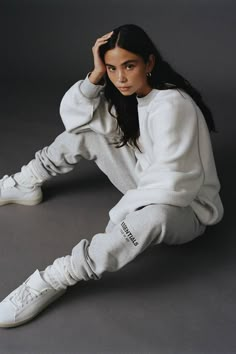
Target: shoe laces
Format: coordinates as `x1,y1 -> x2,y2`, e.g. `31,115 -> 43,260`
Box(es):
0,175 -> 16,189
8,282 -> 41,311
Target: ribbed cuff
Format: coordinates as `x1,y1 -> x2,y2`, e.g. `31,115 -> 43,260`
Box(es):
79,73 -> 105,99
43,255 -> 82,291
14,160 -> 50,187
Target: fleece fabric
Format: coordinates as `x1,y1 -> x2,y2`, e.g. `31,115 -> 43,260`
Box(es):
43,203 -> 206,290
59,74 -> 224,226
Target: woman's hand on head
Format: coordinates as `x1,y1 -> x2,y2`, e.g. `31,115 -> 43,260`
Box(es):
89,31 -> 113,84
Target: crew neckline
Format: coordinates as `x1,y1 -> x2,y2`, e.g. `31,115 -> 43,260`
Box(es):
136,89 -> 159,107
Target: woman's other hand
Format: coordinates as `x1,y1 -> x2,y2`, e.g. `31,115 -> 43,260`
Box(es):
89,31 -> 113,84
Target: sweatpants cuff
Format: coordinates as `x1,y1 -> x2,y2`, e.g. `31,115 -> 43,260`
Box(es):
31,160 -> 52,182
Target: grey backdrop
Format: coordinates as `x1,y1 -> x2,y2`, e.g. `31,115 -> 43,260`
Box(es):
0,1 -> 235,353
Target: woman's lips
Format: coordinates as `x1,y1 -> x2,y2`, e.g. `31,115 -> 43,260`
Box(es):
118,87 -> 131,91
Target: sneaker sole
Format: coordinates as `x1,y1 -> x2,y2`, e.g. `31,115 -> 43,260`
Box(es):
0,195 -> 43,206
0,288 -> 67,328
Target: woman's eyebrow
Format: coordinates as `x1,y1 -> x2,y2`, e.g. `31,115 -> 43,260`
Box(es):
105,60 -> 138,67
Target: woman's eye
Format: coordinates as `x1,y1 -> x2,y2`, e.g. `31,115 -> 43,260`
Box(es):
126,64 -> 134,70
108,67 -> 115,72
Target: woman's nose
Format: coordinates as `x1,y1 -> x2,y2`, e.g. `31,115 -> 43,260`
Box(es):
117,70 -> 127,82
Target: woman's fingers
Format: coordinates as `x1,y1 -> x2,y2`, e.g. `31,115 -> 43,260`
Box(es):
89,31 -> 113,84
92,31 -> 113,54
95,31 -> 113,43
101,31 -> 113,38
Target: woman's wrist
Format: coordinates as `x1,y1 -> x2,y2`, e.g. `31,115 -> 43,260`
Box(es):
88,70 -> 105,85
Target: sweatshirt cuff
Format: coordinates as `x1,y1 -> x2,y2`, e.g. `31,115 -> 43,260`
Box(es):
79,73 -> 105,99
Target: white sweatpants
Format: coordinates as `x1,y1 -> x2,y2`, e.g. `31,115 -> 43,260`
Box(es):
18,129 -> 206,290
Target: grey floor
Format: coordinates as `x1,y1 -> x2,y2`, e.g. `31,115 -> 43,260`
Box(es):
0,81 -> 235,354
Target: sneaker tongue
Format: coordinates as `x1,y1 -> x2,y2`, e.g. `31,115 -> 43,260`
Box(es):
3,176 -> 16,188
26,269 -> 51,291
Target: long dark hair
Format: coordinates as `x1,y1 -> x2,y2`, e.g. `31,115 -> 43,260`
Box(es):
99,24 -> 218,151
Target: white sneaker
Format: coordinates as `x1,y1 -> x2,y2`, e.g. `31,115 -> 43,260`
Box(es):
0,270 -> 66,328
0,175 -> 43,206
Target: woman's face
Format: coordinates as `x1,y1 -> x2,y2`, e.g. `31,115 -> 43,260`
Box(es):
104,47 -> 155,97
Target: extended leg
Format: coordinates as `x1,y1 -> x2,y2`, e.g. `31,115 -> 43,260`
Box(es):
43,204 -> 206,290
0,204 -> 206,327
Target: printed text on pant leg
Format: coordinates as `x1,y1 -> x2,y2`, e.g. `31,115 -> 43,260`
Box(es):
120,222 -> 139,246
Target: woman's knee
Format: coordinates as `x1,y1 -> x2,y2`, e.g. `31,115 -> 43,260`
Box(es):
45,129 -> 98,162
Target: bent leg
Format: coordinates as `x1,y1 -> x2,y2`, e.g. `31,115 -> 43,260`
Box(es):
43,204 -> 206,290
15,130 -> 138,193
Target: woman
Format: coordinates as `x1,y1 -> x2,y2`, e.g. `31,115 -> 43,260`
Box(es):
0,24 -> 224,328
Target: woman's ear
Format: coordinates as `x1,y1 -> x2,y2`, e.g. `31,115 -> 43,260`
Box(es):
147,54 -> 155,72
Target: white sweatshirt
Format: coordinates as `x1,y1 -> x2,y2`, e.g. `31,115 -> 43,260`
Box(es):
60,75 -> 224,226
